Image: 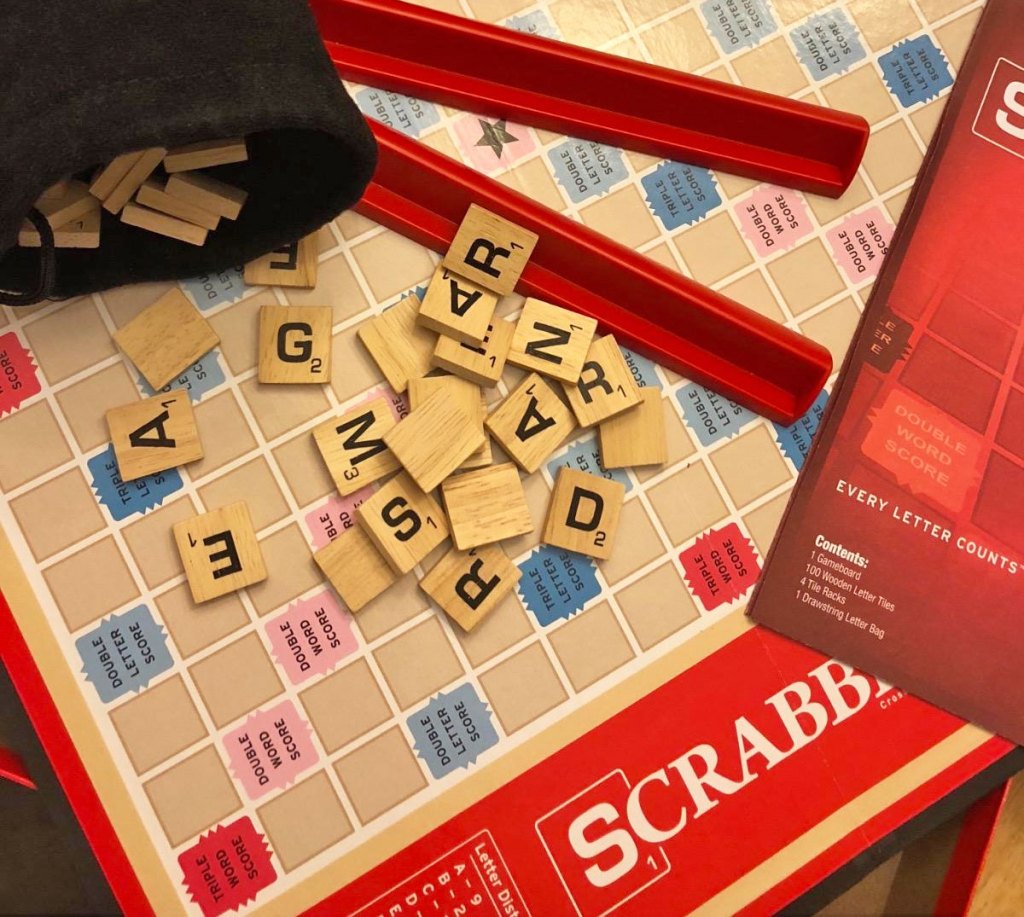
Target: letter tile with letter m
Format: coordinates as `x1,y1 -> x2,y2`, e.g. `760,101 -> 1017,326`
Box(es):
258,305 -> 333,384
173,502 -> 267,603
543,468 -> 624,560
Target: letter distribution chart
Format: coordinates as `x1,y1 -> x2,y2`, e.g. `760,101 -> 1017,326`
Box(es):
0,2 -> 1011,915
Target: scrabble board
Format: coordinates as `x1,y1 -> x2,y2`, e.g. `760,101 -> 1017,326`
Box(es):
0,1 -> 1011,915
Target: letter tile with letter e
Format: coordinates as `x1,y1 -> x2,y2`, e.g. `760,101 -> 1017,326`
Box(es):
420,543 -> 521,632
417,264 -> 498,345
313,396 -> 399,495
243,231 -> 318,288
356,472 -> 449,574
174,502 -> 267,603
314,525 -> 398,612
258,305 -> 332,384
432,317 -> 515,387
543,468 -> 624,560
485,373 -> 576,473
107,389 -> 202,482
563,334 -> 641,426
508,298 -> 597,383
442,204 -> 538,295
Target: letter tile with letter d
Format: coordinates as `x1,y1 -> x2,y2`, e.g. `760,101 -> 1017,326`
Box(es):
258,305 -> 333,384
173,502 -> 267,603
543,468 -> 625,560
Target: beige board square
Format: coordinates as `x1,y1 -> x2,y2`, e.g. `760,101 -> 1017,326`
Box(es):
917,0 -> 967,20
620,0 -> 682,24
767,239 -> 846,316
314,524 -> 398,612
710,425 -> 791,508
822,66 -> 897,126
313,397 -> 399,496
258,306 -> 332,384
355,571 -> 431,643
418,264 -> 499,345
300,658 -> 392,754
257,772 -> 352,872
673,213 -> 753,285
806,174 -> 871,227
479,642 -> 567,734
173,502 -> 267,603
579,186 -> 660,251
862,122 -> 923,194
564,335 -> 641,427
238,376 -> 330,442
433,317 -> 515,387
107,389 -> 202,482
123,496 -> 198,590
599,387 -> 666,469
198,458 -> 289,531
543,468 -> 625,560
374,617 -> 464,710
189,391 -> 257,480
599,497 -> 665,586
641,9 -> 718,70
334,727 -> 427,824
647,461 -> 729,546
443,205 -> 538,295
23,297 -> 115,384
358,296 -> 436,394
113,288 -> 218,391
0,401 -> 73,491
911,99 -> 945,148
465,0 -> 531,20
10,468 -> 105,562
847,0 -> 921,52
101,281 -> 177,329
549,0 -> 626,45
885,189 -> 913,225
285,252 -> 369,323
936,11 -> 981,70
442,464 -> 532,550
507,299 -> 597,383
43,537 -> 139,632
733,37 -> 808,96
744,491 -> 791,557
189,632 -> 283,728
772,0 -> 834,24
351,231 -> 437,303
800,297 -> 861,367
487,373 -> 576,473
455,592 -> 532,667
617,561 -> 700,650
156,583 -> 250,659
273,431 -> 335,508
549,602 -> 634,692
206,290 -> 277,375
717,172 -> 758,199
496,158 -> 564,212
248,525 -> 323,617
409,376 -> 490,470
144,745 -> 242,847
110,675 -> 208,774
720,271 -> 785,323
421,543 -> 522,632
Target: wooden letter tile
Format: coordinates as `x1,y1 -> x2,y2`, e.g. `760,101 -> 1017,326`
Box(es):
420,543 -> 521,632
19,208 -> 100,249
243,232 -> 318,288
113,288 -> 220,390
542,468 -> 624,560
431,318 -> 514,387
563,334 -> 641,426
441,463 -> 532,550
384,388 -> 485,492
312,397 -> 399,495
408,375 -> 490,470
89,150 -> 145,201
485,373 -> 576,473
36,180 -> 98,229
120,203 -> 208,246
136,179 -> 220,230
417,264 -> 498,344
107,390 -> 202,482
314,525 -> 398,612
358,295 -> 436,393
508,299 -> 597,383
599,387 -> 667,469
164,138 -> 248,173
258,306 -> 332,384
443,205 -> 538,295
356,472 -> 449,574
165,170 -> 248,220
173,502 -> 267,603
102,148 -> 167,214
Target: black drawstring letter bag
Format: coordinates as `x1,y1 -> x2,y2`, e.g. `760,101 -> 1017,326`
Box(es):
0,0 -> 377,305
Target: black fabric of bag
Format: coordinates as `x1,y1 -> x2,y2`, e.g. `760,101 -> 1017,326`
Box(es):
0,0 -> 377,305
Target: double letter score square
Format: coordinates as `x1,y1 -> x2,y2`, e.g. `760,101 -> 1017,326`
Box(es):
174,502 -> 267,603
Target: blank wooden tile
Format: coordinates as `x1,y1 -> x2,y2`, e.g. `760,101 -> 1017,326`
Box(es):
165,170 -> 247,220
136,179 -> 220,230
564,334 -> 641,426
314,524 -> 398,612
543,468 -> 625,560
442,204 -> 538,295
508,298 -> 597,382
383,388 -> 485,492
485,373 -> 576,473
358,295 -> 436,393
89,150 -> 145,201
113,288 -> 220,390
107,389 -> 202,482
432,317 -> 514,386
102,147 -> 167,214
599,387 -> 666,469
36,180 -> 97,228
243,232 -> 318,287
120,202 -> 208,246
258,305 -> 332,384
356,472 -> 449,574
173,502 -> 267,603
420,543 -> 522,632
18,207 -> 100,249
417,264 -> 498,344
441,463 -> 532,550
312,397 -> 399,495
164,138 -> 248,172
408,375 -> 490,469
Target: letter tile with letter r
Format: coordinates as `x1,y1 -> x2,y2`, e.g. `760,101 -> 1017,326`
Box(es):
420,543 -> 521,631
442,204 -> 539,295
543,468 -> 625,560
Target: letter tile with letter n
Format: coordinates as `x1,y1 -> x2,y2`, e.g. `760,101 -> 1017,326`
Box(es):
312,396 -> 399,495
417,264 -> 498,345
314,524 -> 398,612
356,472 -> 450,574
485,373 -> 576,473
243,231 -> 318,288
173,502 -> 267,603
106,389 -> 202,482
258,305 -> 333,384
420,543 -> 521,632
563,334 -> 641,426
442,204 -> 539,295
543,468 -> 624,560
507,298 -> 597,383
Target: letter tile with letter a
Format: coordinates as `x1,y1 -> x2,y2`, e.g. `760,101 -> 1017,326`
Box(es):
106,389 -> 203,482
258,305 -> 332,384
442,204 -> 538,295
543,468 -> 624,560
417,264 -> 498,345
173,502 -> 267,603
563,334 -> 641,426
313,396 -> 399,495
507,298 -> 597,383
356,472 -> 450,574
420,543 -> 521,632
485,373 -> 576,473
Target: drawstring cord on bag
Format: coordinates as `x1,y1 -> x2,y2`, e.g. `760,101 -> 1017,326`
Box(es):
0,208 -> 57,306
